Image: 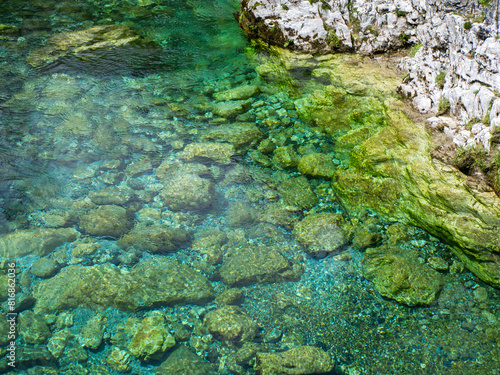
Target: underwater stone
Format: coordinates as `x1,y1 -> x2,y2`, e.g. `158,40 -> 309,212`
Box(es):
19,311 -> 52,344
362,245 -> 444,306
159,173 -> 215,211
0,317 -> 11,346
179,142 -> 235,164
33,258 -> 214,313
215,288 -> 244,306
201,122 -> 265,150
352,227 -> 381,251
124,157 -> 153,177
26,24 -> 158,71
297,153 -> 336,178
220,245 -> 303,286
204,305 -> 259,344
211,100 -> 251,117
213,84 -> 259,101
128,316 -> 175,361
117,223 -> 189,253
79,314 -> 107,349
191,229 -> 228,265
88,186 -> 134,205
106,347 -> 132,373
255,346 -> 334,375
272,145 -> 298,168
80,205 -> 131,237
293,213 -> 347,257
427,256 -> 449,272
0,228 -> 78,258
47,329 -> 73,359
30,258 -> 59,278
277,176 -> 317,209
156,345 -> 216,375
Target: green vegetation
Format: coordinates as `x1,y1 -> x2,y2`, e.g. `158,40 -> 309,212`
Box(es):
464,21 -> 472,29
281,4 -> 289,10
321,1 -> 332,10
411,43 -> 422,57
478,0 -> 490,6
326,30 -> 342,48
399,32 -> 409,45
437,97 -> 450,115
367,25 -> 379,37
435,71 -> 446,89
395,8 -> 408,17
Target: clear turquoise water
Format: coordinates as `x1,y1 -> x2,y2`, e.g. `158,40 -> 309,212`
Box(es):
0,1 -> 499,374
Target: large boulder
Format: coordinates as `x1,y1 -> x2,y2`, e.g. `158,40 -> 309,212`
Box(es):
33,258 -> 215,313
26,24 -> 159,75
256,346 -> 334,375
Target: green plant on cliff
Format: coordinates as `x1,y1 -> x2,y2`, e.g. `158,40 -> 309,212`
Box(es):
437,97 -> 450,115
478,0 -> 490,6
411,43 -> 422,57
435,71 -> 446,89
326,30 -> 342,48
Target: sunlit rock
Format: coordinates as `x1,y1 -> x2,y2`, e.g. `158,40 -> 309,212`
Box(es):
362,245 -> 443,306
128,316 -> 175,361
80,205 -> 131,237
256,346 -> 334,375
203,305 -> 259,344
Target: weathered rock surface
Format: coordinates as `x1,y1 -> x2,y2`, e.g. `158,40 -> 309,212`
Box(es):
179,142 -> 236,164
128,316 -> 175,361
33,258 -> 215,313
200,122 -> 265,150
277,176 -> 317,209
0,228 -> 78,258
220,245 -> 303,286
255,346 -> 334,375
363,245 -> 443,306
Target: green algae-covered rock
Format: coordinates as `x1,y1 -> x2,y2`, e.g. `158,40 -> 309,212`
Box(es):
19,311 -> 52,344
26,24 -> 158,74
79,314 -> 107,349
33,258 -> 214,313
0,228 -> 78,258
297,152 -> 336,178
47,328 -> 72,359
268,50 -> 500,288
29,257 -> 60,278
292,213 -> 347,257
156,345 -> 216,375
211,100 -> 251,117
256,346 -> 334,375
88,186 -> 134,205
80,205 -> 131,237
106,347 -> 132,373
213,84 -> 259,101
203,305 -> 259,344
278,176 -> 317,209
220,245 -> 303,286
179,142 -> 235,164
159,173 -> 215,211
201,122 -> 265,150
128,316 -> 175,361
362,245 -> 443,306
273,145 -> 299,169
117,224 -> 189,253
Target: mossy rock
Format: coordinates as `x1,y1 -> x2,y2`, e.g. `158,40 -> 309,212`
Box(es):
362,245 -> 443,306
277,176 -> 317,209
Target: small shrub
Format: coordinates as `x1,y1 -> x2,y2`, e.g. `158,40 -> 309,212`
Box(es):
478,0 -> 490,6
464,21 -> 472,29
395,8 -> 408,17
437,97 -> 450,115
326,30 -> 342,48
435,71 -> 446,89
367,25 -> 379,37
281,4 -> 289,10
411,43 -> 422,57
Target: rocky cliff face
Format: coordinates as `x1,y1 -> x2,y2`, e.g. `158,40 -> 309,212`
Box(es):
238,0 -> 500,147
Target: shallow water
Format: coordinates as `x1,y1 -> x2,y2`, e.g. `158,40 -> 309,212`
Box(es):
0,1 -> 499,374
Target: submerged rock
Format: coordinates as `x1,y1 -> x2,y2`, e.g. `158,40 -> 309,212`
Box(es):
213,85 -> 259,101
179,142 -> 235,164
220,245 -> 303,286
277,176 -> 317,209
292,213 -> 347,257
128,316 -> 175,361
200,122 -> 265,150
255,346 -> 334,375
19,311 -> 52,344
26,24 -> 159,75
156,345 -> 216,375
362,245 -> 443,306
0,228 -> 78,258
29,258 -> 60,278
297,153 -> 336,178
79,314 -> 107,349
80,205 -> 131,237
160,173 -> 215,211
204,305 -> 259,344
117,224 -> 189,253
33,258 -> 215,313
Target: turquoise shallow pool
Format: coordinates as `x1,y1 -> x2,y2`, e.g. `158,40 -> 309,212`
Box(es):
0,1 -> 499,374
